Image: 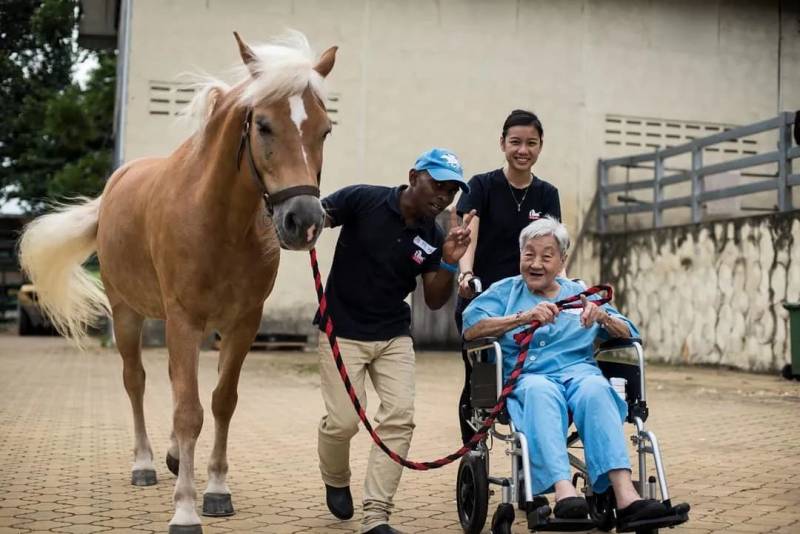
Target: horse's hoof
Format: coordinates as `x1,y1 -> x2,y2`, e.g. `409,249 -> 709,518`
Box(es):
166,452 -> 179,476
168,525 -> 202,534
130,469 -> 157,486
203,492 -> 234,517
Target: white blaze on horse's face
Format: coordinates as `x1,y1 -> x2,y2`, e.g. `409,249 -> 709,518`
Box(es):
288,94 -> 309,165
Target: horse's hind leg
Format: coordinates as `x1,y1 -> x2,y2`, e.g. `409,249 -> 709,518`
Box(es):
202,308 -> 261,517
113,302 -> 156,486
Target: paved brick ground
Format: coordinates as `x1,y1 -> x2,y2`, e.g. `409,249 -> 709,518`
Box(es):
1,334 -> 799,534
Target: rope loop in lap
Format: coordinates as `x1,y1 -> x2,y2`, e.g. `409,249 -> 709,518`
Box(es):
309,248 -> 613,470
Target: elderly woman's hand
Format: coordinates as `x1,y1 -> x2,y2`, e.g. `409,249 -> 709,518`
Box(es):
521,302 -> 560,325
579,295 -> 609,328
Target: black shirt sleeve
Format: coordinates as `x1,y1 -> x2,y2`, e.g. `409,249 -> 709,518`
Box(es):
420,225 -> 445,274
546,187 -> 562,221
321,185 -> 365,228
456,174 -> 486,216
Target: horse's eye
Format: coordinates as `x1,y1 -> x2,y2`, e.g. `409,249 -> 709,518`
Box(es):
256,120 -> 272,136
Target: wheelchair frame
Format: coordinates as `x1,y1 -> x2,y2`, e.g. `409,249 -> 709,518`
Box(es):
456,336 -> 689,534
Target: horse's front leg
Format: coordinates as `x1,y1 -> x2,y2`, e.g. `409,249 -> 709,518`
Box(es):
202,308 -> 262,517
165,311 -> 206,534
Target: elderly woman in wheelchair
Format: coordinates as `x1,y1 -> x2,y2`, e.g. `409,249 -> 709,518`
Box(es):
457,216 -> 689,534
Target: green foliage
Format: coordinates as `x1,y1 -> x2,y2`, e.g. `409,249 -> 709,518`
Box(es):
0,0 -> 115,213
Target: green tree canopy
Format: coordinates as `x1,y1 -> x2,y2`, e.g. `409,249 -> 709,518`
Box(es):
0,0 -> 115,213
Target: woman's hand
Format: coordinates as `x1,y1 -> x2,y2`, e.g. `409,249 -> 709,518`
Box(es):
521,302 -> 560,326
579,295 -> 608,328
458,272 -> 475,298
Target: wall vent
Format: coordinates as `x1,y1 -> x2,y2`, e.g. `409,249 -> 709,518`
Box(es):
604,115 -> 758,155
148,81 -> 195,116
326,92 -> 340,125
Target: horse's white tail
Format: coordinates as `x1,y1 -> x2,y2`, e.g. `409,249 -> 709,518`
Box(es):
18,197 -> 110,347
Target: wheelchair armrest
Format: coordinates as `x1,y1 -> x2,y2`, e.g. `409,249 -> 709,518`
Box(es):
464,337 -> 499,351
597,337 -> 643,352
595,337 -> 649,422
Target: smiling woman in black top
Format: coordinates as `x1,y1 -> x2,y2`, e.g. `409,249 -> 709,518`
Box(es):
454,109 -> 562,443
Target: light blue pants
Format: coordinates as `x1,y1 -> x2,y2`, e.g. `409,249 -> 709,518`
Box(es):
507,364 -> 631,495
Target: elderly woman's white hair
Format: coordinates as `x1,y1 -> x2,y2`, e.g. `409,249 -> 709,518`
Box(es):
518,216 -> 571,257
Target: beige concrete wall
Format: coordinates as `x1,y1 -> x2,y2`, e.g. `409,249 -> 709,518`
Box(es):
599,212 -> 800,372
122,0 -> 799,336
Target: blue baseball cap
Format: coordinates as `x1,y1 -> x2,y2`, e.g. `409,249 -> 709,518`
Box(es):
413,148 -> 470,193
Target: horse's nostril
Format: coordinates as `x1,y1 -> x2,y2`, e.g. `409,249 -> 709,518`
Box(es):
284,212 -> 300,234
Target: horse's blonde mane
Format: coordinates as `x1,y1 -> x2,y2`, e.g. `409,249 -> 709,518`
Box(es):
180,76 -> 231,127
183,30 -> 326,139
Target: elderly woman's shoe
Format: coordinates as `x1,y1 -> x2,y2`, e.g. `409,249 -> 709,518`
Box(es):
363,524 -> 403,534
616,498 -> 668,523
553,496 -> 589,519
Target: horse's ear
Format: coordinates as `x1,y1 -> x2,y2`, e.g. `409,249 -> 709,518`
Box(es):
233,31 -> 258,76
314,46 -> 338,78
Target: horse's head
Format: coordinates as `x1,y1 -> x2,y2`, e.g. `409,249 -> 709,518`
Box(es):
234,32 -> 336,251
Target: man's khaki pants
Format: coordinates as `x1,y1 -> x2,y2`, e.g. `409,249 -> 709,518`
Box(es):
318,335 -> 415,532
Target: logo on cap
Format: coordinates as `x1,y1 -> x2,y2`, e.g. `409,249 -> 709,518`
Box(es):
440,153 -> 461,170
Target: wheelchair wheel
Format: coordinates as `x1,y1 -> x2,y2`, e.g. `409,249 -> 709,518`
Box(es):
456,451 -> 489,534
587,488 -> 616,532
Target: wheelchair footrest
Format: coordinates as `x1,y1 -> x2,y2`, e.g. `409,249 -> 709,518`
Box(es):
526,505 -> 597,532
615,502 -> 690,533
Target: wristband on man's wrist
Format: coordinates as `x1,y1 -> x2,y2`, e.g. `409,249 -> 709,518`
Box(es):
439,260 -> 458,273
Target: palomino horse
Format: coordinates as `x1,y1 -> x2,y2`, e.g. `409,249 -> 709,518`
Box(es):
19,31 -> 337,533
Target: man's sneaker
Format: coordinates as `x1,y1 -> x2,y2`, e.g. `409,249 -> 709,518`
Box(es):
325,484 -> 353,520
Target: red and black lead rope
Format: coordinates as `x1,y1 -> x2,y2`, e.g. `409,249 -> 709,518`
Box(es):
309,249 -> 612,471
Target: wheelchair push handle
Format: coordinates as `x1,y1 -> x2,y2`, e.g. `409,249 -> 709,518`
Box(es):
468,276 -> 483,295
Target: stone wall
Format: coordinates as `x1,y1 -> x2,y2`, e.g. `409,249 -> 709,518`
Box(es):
599,212 -> 800,372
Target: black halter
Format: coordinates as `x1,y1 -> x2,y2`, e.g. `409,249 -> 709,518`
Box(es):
236,109 -> 320,215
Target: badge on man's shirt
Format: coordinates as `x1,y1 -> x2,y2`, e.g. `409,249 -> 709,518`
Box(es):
529,209 -> 542,221
411,250 -> 425,265
413,235 -> 437,254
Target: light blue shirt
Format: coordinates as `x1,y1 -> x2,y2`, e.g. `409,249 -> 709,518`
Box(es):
462,276 -> 639,379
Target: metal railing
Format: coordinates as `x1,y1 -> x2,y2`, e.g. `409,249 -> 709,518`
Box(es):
597,111 -> 799,233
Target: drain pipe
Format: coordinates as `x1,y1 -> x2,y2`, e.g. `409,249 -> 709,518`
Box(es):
112,0 -> 132,170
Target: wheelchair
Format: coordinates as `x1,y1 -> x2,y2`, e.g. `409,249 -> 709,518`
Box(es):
455,336 -> 690,534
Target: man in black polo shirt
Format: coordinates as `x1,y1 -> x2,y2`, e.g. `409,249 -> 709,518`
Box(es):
317,148 -> 474,534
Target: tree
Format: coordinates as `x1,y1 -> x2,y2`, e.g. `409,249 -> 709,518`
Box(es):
0,0 -> 115,213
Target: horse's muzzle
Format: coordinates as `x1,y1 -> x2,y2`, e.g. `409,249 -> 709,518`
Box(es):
273,195 -> 325,251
